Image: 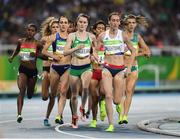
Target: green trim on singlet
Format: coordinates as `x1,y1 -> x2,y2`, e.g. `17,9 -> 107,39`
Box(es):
71,34 -> 91,49
131,33 -> 138,43
125,33 -> 139,55
131,33 -> 138,49
47,45 -> 53,53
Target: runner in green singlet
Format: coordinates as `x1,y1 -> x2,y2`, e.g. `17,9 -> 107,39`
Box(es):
119,14 -> 151,124
64,13 -> 97,128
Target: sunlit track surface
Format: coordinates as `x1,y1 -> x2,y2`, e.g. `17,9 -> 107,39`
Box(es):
0,93 -> 180,138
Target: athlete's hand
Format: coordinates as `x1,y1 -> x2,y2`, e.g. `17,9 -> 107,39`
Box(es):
90,55 -> 96,62
58,54 -> 64,59
52,55 -> 60,62
124,68 -> 131,78
98,59 -> 104,65
77,44 -> 85,50
144,52 -> 151,58
52,55 -> 63,62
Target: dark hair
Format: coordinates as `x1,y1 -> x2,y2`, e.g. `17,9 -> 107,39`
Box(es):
76,13 -> 90,24
58,16 -> 69,23
68,20 -> 74,24
108,12 -> 121,21
93,20 -> 106,30
27,23 -> 38,32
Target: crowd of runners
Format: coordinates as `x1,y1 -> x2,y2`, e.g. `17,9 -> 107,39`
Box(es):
8,11 -> 151,132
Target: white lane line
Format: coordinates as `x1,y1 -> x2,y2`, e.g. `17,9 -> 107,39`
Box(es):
0,118 -> 97,138
0,118 -> 42,124
55,123 -> 97,139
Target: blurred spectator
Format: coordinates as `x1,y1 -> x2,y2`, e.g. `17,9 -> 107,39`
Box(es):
0,0 -> 180,47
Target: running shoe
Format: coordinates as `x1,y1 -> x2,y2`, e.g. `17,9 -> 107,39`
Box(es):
71,115 -> 78,129
89,120 -> 97,128
44,119 -> 51,126
118,115 -> 123,125
17,115 -> 23,123
79,106 -> 86,122
55,115 -> 64,124
99,99 -> 106,121
105,124 -> 114,132
85,111 -> 90,119
122,115 -> 128,124
116,104 -> 122,114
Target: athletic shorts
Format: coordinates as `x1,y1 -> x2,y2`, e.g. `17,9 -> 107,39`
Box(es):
103,63 -> 125,77
92,69 -> 102,81
70,64 -> 92,77
51,64 -> 70,76
18,64 -> 38,78
43,66 -> 50,73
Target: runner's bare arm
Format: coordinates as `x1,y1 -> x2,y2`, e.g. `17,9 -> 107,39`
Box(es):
123,32 -> 136,75
90,33 -> 98,61
8,39 -> 21,63
97,32 -> 105,51
42,35 -> 56,59
138,34 -> 151,58
36,40 -> 49,60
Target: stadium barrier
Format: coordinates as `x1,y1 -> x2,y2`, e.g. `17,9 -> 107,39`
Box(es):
1,44 -> 180,93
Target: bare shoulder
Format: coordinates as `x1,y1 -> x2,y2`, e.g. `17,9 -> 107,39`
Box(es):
122,31 -> 129,41
88,32 -> 95,38
67,32 -> 76,42
41,36 -> 48,41
18,38 -> 26,43
50,33 -> 56,42
88,32 -> 96,42
68,32 -> 75,38
122,31 -> 128,37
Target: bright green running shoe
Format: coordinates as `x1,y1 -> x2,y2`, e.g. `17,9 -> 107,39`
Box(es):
100,99 -> 106,121
55,115 -> 64,124
89,120 -> 97,128
105,124 -> 114,132
122,115 -> 128,124
118,115 -> 123,124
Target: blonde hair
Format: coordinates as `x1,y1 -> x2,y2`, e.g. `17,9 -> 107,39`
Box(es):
122,14 -> 149,27
40,17 -> 58,37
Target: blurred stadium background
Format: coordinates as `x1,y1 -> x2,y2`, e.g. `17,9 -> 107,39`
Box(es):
0,0 -> 180,94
